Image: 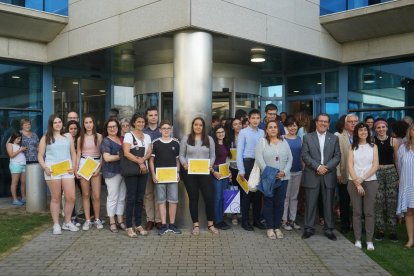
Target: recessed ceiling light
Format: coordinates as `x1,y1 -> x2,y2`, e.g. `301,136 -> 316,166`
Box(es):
317,82 -> 322,85
11,75 -> 20,79
293,90 -> 299,93
52,90 -> 57,93
99,90 -> 106,93
81,92 -> 85,95
73,81 -> 79,85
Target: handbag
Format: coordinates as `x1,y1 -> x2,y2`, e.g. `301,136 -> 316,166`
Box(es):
247,138 -> 265,192
120,132 -> 147,177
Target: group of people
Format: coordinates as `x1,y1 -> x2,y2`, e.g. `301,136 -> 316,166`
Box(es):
6,104 -> 414,250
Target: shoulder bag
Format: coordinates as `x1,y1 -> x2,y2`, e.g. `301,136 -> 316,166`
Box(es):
120,132 -> 147,177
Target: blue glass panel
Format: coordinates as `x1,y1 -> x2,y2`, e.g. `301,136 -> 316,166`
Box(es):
45,0 -> 68,16
321,0 -> 393,15
0,0 -> 68,15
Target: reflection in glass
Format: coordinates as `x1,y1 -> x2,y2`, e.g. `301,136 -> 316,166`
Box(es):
235,93 -> 258,115
325,71 -> 339,93
325,98 -> 339,132
287,74 -> 322,96
0,63 -> 42,109
53,77 -> 80,123
348,59 -> 414,119
0,0 -> 68,15
114,77 -> 134,121
212,92 -> 230,120
135,93 -> 158,115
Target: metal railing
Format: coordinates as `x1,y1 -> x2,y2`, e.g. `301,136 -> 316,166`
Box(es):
0,0 -> 68,16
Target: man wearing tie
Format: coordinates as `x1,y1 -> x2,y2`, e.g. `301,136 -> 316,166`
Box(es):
302,113 -> 341,240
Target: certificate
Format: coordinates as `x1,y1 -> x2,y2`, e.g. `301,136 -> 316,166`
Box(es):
188,159 -> 210,175
230,148 -> 237,161
156,167 -> 178,183
218,163 -> 230,179
236,174 -> 249,194
78,157 -> 100,181
51,160 -> 71,177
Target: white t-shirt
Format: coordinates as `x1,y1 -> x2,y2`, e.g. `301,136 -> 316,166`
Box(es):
123,132 -> 151,155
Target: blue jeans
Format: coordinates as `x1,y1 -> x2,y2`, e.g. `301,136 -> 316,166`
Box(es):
212,169 -> 229,223
263,180 -> 288,229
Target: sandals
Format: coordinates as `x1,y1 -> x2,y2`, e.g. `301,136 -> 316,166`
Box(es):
135,225 -> 148,236
207,224 -> 219,235
267,229 -> 276,240
192,225 -> 200,236
126,227 -> 137,238
109,223 -> 119,233
117,222 -> 127,231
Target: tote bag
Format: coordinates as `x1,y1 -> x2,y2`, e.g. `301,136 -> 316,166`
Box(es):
120,132 -> 146,177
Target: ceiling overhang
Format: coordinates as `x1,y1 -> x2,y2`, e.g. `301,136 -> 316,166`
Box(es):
320,0 -> 414,43
0,2 -> 68,43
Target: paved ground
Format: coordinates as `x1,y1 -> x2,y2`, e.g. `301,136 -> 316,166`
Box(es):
0,196 -> 389,276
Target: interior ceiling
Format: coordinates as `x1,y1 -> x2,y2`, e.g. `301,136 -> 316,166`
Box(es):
52,33 -> 339,76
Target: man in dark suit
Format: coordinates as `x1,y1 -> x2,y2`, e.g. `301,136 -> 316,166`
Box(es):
301,113 -> 341,240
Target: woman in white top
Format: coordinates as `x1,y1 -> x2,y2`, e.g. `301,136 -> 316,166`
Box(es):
6,132 -> 27,205
347,122 -> 379,251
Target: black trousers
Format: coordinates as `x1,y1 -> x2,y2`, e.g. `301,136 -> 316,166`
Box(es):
124,174 -> 148,228
338,183 -> 351,230
183,173 -> 214,223
241,159 -> 262,225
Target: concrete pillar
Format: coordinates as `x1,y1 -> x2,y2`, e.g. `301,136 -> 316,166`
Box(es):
173,31 -> 213,229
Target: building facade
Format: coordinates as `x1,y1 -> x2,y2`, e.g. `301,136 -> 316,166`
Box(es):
0,0 -> 413,196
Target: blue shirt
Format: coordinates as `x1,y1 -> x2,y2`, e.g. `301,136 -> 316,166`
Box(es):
236,126 -> 264,175
143,125 -> 161,141
259,121 -> 285,135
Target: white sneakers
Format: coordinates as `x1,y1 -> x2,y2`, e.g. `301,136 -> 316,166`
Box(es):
355,240 -> 374,251
95,219 -> 104,230
62,222 -> 80,232
53,224 -> 62,235
54,222 -> 80,235
83,220 -> 92,231
367,242 -> 375,251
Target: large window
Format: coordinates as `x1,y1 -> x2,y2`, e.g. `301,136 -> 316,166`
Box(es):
0,61 -> 42,197
53,77 -> 107,132
348,59 -> 414,120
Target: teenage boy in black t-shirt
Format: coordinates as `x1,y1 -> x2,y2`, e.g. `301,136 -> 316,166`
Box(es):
149,120 -> 181,235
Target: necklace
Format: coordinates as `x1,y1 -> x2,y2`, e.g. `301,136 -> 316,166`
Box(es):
377,135 -> 388,144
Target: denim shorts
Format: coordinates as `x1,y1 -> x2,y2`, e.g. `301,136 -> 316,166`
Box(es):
156,183 -> 178,203
9,163 -> 26,174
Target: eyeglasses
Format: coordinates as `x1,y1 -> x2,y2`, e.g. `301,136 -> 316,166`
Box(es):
216,131 -> 225,134
160,127 -> 171,130
107,125 -> 118,129
347,120 -> 358,124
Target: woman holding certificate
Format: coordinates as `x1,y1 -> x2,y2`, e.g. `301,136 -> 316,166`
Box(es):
38,114 -> 79,235
211,125 -> 232,230
122,113 -> 152,238
179,117 -> 218,235
101,119 -> 126,233
76,115 -> 103,231
255,120 -> 292,240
